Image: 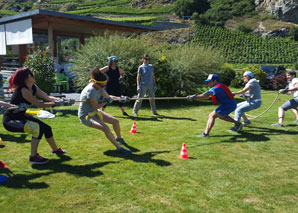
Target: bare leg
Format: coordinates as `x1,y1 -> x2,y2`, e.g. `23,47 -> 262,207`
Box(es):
278,107 -> 285,124
120,106 -> 125,114
291,108 -> 298,120
31,138 -> 40,156
45,136 -> 59,151
219,115 -> 239,125
91,120 -> 121,149
204,111 -> 219,135
242,114 -> 248,121
102,111 -> 121,138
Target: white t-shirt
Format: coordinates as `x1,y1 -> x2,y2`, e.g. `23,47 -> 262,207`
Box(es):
289,77 -> 298,98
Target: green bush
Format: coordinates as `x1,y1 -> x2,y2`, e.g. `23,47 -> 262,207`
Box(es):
173,0 -> 209,17
72,34 -> 224,97
230,65 -> 266,88
216,63 -> 235,86
236,23 -> 253,33
24,47 -> 55,94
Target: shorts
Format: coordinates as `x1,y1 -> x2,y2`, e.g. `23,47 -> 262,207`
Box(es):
79,115 -> 102,127
215,104 -> 236,116
280,97 -> 298,111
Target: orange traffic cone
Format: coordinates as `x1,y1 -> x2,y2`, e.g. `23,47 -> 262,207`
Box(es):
179,143 -> 189,159
0,160 -> 7,168
130,122 -> 137,134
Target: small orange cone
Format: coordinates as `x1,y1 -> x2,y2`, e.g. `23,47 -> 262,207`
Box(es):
179,143 -> 189,159
0,137 -> 2,146
0,160 -> 8,168
130,122 -> 137,134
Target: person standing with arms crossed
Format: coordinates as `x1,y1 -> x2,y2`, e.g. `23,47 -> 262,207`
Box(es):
132,54 -> 158,117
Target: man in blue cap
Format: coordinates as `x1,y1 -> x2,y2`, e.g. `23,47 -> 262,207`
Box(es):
187,74 -> 243,137
232,71 -> 262,127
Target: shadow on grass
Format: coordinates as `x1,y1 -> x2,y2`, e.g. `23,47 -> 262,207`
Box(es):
0,133 -> 31,143
32,155 -> 119,178
103,150 -> 171,167
0,168 -> 52,189
204,125 -> 298,143
245,125 -> 298,135
115,114 -> 197,121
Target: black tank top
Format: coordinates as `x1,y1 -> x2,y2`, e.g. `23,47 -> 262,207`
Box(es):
106,66 -> 121,95
11,84 -> 37,105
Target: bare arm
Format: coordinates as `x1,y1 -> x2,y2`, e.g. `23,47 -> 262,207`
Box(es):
196,92 -> 212,100
119,68 -> 125,78
99,66 -> 109,73
35,85 -> 60,102
22,87 -> 55,108
0,101 -> 15,108
152,71 -> 156,84
234,84 -> 252,95
288,83 -> 298,93
136,72 -> 141,88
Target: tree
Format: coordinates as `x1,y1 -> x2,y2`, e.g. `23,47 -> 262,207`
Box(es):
174,0 -> 209,18
289,26 -> 298,41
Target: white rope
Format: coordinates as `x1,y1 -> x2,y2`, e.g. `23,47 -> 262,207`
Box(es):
231,92 -> 280,121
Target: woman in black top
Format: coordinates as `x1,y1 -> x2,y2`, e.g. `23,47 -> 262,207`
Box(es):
3,67 -> 66,164
100,56 -> 128,116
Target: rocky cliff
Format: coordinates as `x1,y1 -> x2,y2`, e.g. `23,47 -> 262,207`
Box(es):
256,0 -> 298,23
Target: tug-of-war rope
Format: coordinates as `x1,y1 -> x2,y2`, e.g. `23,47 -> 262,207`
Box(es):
5,91 -> 280,121
230,92 -> 280,120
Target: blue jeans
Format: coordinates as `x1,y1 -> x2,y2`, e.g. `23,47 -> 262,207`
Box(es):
234,100 -> 262,122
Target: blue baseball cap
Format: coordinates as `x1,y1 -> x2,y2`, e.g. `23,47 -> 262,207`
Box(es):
205,74 -> 219,82
108,56 -> 118,61
243,71 -> 254,78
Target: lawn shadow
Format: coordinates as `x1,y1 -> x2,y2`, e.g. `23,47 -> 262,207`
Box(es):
32,155 -> 119,178
199,125 -> 298,143
0,133 -> 31,143
115,114 -> 196,122
0,169 -> 52,189
245,125 -> 298,135
103,150 -> 171,167
123,115 -> 161,122
157,115 -> 197,121
217,131 -> 270,143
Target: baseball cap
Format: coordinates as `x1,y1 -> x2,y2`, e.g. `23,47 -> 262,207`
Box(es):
243,71 -> 254,78
108,56 -> 118,61
205,74 -> 219,82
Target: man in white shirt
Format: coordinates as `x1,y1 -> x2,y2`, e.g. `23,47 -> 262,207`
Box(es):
272,69 -> 298,127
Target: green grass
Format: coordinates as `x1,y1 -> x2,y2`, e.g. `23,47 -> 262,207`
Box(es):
1,91 -> 298,212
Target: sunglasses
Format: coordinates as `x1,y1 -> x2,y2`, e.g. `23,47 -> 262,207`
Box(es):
144,58 -> 150,60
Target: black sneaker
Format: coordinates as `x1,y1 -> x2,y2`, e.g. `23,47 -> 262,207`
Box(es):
29,154 -> 49,164
116,137 -> 128,146
52,148 -> 66,155
117,147 -> 132,155
122,112 -> 129,116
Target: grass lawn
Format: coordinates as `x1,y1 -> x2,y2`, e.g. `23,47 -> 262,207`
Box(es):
0,92 -> 297,212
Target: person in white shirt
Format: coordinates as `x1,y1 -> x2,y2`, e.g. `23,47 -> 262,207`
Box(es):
272,69 -> 298,126
233,71 -> 262,126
